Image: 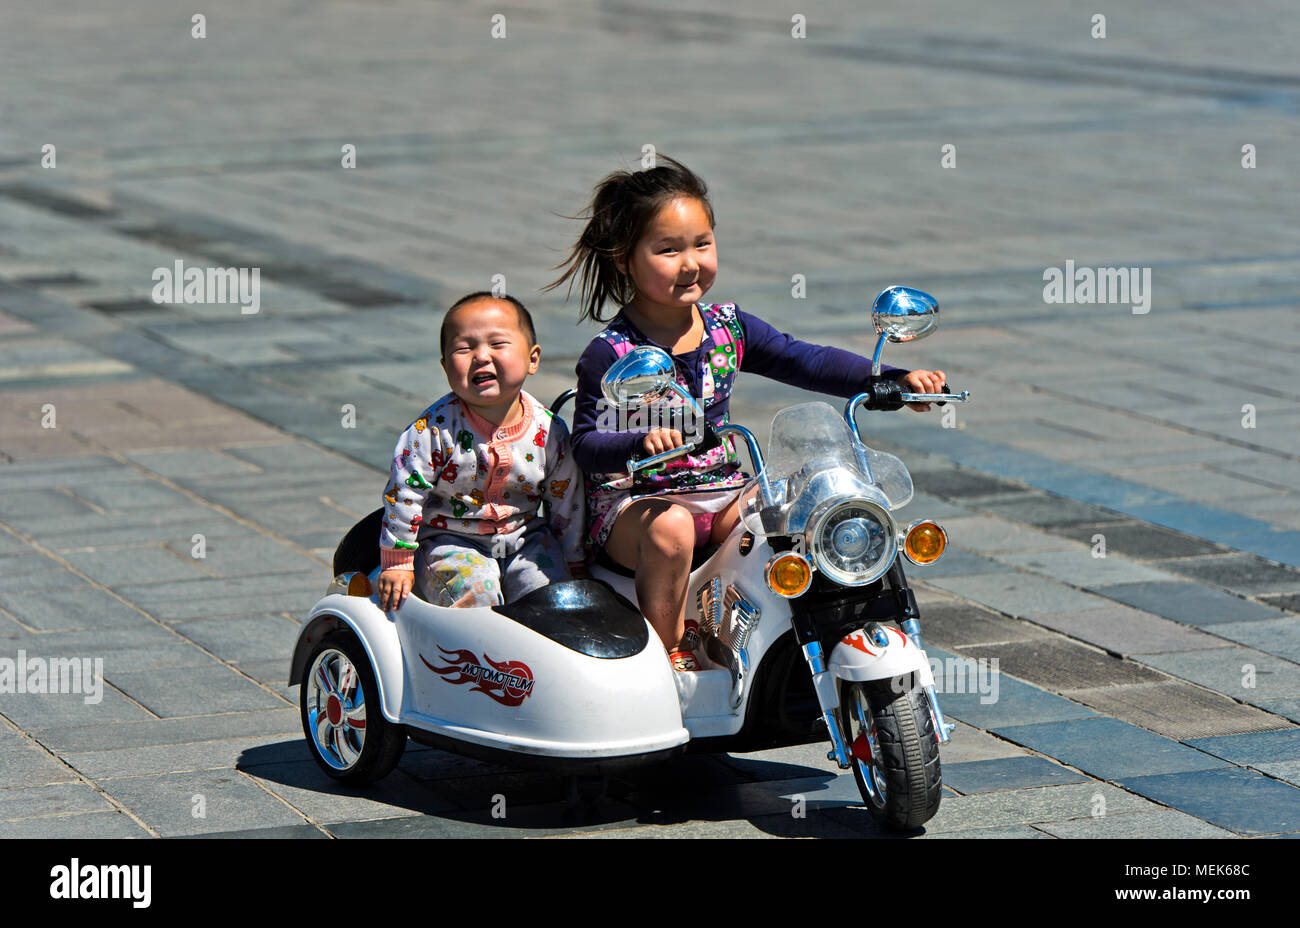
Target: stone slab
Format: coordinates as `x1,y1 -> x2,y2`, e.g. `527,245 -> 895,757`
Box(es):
0,811 -> 152,838
972,495 -> 1131,529
57,545 -> 214,586
913,782 -> 1160,835
105,665 -> 289,717
1133,647 -> 1300,702
243,760 -> 458,823
928,652 -> 1100,729
1207,617 -> 1300,663
1094,580 -> 1290,626
916,720 -> 1031,766
1257,699 -> 1300,725
63,733 -> 308,779
1034,808 -> 1237,839
546,810 -> 866,839
0,588 -> 154,632
991,717 -> 1230,780
957,638 -> 1167,691
939,516 -> 1083,555
0,731 -> 80,789
942,755 -> 1090,794
0,781 -> 115,822
0,687 -> 156,729
911,824 -> 1053,839
31,707 -> 301,753
1183,729 -> 1300,766
168,613 -> 302,664
1150,554 -> 1300,596
925,572 -> 1107,617
1114,767 -> 1300,836
1062,681 -> 1291,740
1254,760 -> 1300,788
176,823 -> 330,839
999,549 -> 1175,588
1026,605 -> 1229,656
94,769 -> 310,837
1064,522 -> 1227,560
909,600 -> 1052,649
716,740 -> 843,782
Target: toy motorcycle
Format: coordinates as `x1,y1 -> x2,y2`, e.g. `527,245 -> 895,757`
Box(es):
288,286 -> 969,830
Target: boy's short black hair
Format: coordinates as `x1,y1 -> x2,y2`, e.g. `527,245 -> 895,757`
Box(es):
440,291 -> 537,356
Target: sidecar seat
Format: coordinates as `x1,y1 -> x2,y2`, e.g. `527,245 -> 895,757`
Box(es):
492,579 -> 649,658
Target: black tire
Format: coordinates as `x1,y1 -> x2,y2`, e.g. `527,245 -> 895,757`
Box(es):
839,678 -> 941,830
300,630 -> 406,784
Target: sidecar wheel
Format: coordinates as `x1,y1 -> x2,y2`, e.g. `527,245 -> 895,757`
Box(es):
300,630 -> 406,785
839,679 -> 941,830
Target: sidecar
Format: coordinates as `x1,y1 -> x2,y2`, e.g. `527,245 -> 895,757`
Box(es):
287,509 -> 689,783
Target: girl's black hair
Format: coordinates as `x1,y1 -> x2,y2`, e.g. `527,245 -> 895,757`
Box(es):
544,155 -> 714,324
440,291 -> 536,356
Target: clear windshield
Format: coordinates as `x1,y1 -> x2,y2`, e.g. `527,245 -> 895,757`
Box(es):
765,403 -> 860,481
739,402 -> 913,535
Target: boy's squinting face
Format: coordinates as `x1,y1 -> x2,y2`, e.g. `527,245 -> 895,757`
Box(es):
622,196 -> 716,315
440,299 -> 540,412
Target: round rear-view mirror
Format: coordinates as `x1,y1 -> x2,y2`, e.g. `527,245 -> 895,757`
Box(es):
600,345 -> 677,407
872,286 -> 939,343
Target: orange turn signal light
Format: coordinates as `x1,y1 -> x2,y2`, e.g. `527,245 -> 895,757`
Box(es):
766,553 -> 812,598
904,521 -> 947,565
347,572 -> 374,597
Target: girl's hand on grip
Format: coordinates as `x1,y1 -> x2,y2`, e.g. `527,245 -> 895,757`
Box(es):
643,427 -> 685,456
900,369 -> 947,412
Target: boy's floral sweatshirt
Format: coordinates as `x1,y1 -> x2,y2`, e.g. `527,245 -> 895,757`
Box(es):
378,390 -> 585,569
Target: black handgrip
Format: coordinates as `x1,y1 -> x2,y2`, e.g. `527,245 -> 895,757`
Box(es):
864,376 -> 905,411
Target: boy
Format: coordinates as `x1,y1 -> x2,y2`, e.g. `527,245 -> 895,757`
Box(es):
377,292 -> 585,610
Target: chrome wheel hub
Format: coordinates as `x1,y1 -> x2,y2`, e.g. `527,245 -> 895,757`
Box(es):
305,649 -> 367,770
850,689 -> 888,803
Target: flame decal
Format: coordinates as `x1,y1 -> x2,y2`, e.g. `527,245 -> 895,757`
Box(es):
420,645 -> 535,706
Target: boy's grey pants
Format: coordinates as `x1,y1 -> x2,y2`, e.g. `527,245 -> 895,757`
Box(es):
413,521 -> 570,607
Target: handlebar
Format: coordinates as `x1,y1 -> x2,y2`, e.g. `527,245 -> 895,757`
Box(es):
900,388 -> 970,405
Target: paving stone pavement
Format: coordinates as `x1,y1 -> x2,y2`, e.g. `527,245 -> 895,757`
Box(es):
1,0 -> 1298,839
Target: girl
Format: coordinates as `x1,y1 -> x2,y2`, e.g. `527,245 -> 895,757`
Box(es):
547,156 -> 947,669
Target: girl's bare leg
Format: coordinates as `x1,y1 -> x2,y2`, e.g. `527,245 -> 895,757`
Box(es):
709,497 -> 742,544
603,499 -> 695,650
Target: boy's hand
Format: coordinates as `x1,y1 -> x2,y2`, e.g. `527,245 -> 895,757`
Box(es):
377,568 -> 413,611
643,427 -> 685,456
899,369 -> 947,412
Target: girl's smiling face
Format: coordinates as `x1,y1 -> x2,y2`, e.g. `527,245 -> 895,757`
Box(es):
621,196 -> 716,316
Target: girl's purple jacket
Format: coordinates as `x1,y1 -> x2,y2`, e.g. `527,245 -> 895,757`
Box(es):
570,307 -> 908,475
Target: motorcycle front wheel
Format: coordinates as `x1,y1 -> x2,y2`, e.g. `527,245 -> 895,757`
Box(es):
839,679 -> 942,830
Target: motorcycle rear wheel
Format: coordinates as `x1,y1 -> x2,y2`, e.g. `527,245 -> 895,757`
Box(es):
839,679 -> 942,830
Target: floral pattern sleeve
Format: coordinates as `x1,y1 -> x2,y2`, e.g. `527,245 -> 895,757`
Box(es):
379,412 -> 442,569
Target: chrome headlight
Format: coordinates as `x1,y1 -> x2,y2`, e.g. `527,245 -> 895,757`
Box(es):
806,499 -> 896,586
